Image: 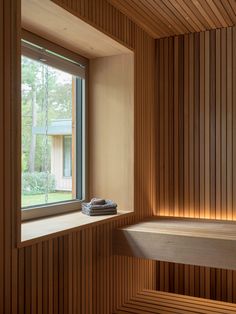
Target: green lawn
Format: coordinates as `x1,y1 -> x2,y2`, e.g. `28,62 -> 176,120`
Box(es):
22,192 -> 72,208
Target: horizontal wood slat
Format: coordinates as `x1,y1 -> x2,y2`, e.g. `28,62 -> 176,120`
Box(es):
107,0 -> 236,39
115,289 -> 236,313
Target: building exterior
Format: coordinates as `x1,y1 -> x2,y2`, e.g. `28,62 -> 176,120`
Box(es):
33,119 -> 72,191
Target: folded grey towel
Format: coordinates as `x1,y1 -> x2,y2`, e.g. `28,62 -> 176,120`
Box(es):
82,199 -> 117,210
82,205 -> 117,214
82,207 -> 117,216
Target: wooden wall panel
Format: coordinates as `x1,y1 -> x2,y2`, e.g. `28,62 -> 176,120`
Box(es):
156,25 -> 236,219
155,25 -> 236,303
5,0 -> 236,310
18,216 -> 156,314
1,0 -> 156,312
0,0 -> 20,313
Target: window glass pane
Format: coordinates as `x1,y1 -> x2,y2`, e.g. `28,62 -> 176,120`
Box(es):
21,54 -> 81,208
63,136 -> 72,177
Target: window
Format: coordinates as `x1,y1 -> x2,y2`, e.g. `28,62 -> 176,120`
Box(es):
21,35 -> 87,220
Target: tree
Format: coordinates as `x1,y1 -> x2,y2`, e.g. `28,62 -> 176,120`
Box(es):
22,56 -> 41,172
21,55 -> 73,173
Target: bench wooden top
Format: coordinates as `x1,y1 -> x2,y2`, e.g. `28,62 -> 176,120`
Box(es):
114,217 -> 236,270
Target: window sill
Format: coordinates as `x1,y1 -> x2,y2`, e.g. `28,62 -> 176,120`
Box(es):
20,210 -> 134,247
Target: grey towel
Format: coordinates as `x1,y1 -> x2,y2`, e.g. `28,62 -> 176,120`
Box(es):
82,207 -> 117,216
82,199 -> 117,210
81,199 -> 117,216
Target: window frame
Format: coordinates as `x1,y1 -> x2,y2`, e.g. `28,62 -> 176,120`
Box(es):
21,30 -> 88,221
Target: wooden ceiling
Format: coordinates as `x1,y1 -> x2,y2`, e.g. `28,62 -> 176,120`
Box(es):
107,0 -> 236,38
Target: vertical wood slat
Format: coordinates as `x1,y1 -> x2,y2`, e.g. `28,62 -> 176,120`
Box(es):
221,28 -> 227,220
169,36 -> 174,217
155,39 -> 160,216
210,29 -> 216,219
155,25 -> 236,303
194,32 -> 200,219
174,36 -> 179,217
159,38 -> 164,216
205,30 -> 210,219
232,25 -> 236,304
215,28 -> 221,219
227,27 -> 233,221
189,32 -> 194,218
199,31 -> 205,219
184,33 -> 189,218
4,1 -> 12,311
38,242 -> 43,314
178,35 -> 184,218
0,1 -> 4,312
164,37 -> 169,215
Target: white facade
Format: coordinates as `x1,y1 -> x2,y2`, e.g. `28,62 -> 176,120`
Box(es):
51,135 -> 72,191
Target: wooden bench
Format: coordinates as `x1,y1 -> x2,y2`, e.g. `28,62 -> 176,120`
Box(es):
113,216 -> 236,270
115,289 -> 236,313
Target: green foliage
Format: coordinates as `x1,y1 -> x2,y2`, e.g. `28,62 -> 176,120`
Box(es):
21,55 -> 73,173
22,192 -> 72,207
22,172 -> 56,195
21,153 -> 27,173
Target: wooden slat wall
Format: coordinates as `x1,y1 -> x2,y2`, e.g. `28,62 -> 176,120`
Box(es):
18,217 -> 156,314
1,0 -> 156,312
0,0 -> 21,313
155,25 -> 236,302
4,0 -> 236,310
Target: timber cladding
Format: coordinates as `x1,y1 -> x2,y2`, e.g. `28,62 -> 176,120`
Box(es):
107,0 -> 236,39
1,0 -> 236,312
1,0 -> 156,313
155,26 -> 236,302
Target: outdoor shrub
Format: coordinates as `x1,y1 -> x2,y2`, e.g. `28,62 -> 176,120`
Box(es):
22,172 -> 56,195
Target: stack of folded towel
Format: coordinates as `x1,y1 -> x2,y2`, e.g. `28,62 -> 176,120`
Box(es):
82,198 -> 117,216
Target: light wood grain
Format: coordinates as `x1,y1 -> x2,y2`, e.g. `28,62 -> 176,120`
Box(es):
114,217 -> 236,270
21,211 -> 133,243
89,54 -> 134,212
21,0 -> 132,58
